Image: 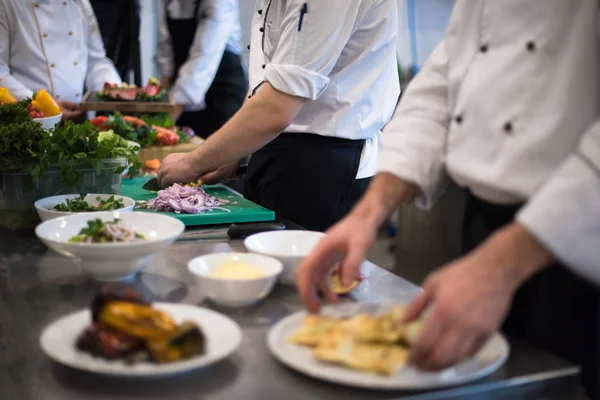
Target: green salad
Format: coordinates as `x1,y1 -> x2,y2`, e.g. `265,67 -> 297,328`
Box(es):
69,218 -> 145,243
52,195 -> 126,212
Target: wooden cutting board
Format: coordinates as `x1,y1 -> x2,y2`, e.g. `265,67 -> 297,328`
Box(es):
121,177 -> 275,227
80,91 -> 176,113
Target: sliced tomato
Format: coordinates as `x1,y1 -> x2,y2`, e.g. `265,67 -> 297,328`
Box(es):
90,116 -> 110,127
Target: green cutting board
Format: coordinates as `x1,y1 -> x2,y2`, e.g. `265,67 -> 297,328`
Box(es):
121,177 -> 275,227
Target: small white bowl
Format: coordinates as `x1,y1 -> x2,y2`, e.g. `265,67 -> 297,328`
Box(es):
34,113 -> 62,130
35,193 -> 135,222
244,230 -> 325,285
36,211 -> 184,281
188,252 -> 283,307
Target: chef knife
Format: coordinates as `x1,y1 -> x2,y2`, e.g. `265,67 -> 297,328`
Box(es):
142,165 -> 249,191
177,221 -> 285,241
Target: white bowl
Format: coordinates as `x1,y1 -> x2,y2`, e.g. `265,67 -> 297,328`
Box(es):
35,211 -> 185,282
34,193 -> 135,222
244,230 -> 325,285
34,113 -> 62,130
188,252 -> 283,307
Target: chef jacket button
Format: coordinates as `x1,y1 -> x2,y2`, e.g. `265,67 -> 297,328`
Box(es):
68,32 -> 73,36
74,61 -> 78,66
503,122 -> 513,133
43,33 -> 48,38
259,27 -> 264,33
479,44 -> 488,53
50,63 -> 56,68
34,3 -> 39,7
455,115 -> 463,124
262,64 -> 266,69
62,1 -> 67,5
526,41 -> 536,52
76,93 -> 81,97
247,45 -> 250,50
55,94 -> 60,99
258,9 -> 263,15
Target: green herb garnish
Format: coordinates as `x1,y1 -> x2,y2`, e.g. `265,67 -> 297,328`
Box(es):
52,195 -> 126,212
68,218 -> 145,243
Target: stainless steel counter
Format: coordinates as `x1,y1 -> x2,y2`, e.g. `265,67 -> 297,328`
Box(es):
0,228 -> 581,400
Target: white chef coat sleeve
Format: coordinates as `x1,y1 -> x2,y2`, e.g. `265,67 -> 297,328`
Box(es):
156,0 -> 174,81
517,121 -> 600,286
264,0 -> 363,100
0,2 -> 33,99
377,41 -> 450,209
170,0 -> 237,106
82,0 -> 121,92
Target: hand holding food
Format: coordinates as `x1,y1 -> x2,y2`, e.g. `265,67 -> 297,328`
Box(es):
57,100 -> 83,120
296,211 -> 378,312
404,249 -> 515,371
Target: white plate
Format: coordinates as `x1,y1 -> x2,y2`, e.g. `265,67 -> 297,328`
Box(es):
268,303 -> 510,390
40,303 -> 242,377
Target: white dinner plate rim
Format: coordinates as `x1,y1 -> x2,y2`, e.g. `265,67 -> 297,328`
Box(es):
267,303 -> 510,390
40,303 -> 242,377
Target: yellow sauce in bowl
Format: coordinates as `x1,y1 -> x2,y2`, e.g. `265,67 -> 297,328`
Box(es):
209,260 -> 266,280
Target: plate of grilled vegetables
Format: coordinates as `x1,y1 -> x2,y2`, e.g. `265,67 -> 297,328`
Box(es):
40,287 -> 242,377
268,303 -> 509,390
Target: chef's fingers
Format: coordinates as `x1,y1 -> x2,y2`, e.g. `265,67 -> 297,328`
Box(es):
467,333 -> 489,358
318,273 -> 339,305
409,307 -> 446,366
422,327 -> 477,370
58,100 -> 81,110
404,286 -> 433,322
199,169 -> 222,185
339,240 -> 368,287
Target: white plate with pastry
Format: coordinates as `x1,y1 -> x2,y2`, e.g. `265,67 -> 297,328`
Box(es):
267,303 -> 509,390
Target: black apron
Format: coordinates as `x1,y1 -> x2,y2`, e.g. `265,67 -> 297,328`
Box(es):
244,133 -> 370,232
166,0 -> 247,139
462,191 -> 600,399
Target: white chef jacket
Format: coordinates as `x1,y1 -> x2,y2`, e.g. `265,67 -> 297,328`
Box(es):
156,0 -> 243,110
0,0 -> 121,103
378,0 -> 600,284
248,0 -> 400,179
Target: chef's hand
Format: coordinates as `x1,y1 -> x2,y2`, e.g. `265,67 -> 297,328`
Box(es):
199,161 -> 240,185
296,210 -> 379,313
58,100 -> 83,120
170,105 -> 184,122
404,223 -> 553,371
157,152 -> 199,188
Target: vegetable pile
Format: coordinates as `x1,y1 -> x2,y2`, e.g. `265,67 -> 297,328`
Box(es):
69,218 -> 145,243
77,287 -> 205,363
52,195 -> 126,212
0,99 -> 140,185
90,112 -> 193,147
145,183 -> 230,214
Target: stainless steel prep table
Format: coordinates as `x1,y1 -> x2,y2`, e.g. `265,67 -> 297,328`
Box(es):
0,228 -> 582,400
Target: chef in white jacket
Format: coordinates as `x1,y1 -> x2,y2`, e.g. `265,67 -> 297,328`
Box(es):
297,1 -> 600,397
158,0 -> 400,231
0,0 -> 121,119
156,0 -> 247,139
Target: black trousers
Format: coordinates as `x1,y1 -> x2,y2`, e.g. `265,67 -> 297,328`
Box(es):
462,192 -> 600,399
177,51 -> 247,140
244,133 -> 370,232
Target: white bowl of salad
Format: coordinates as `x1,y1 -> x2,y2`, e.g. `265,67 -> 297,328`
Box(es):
34,193 -> 136,222
35,211 -> 185,281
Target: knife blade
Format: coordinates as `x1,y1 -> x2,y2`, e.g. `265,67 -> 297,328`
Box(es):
177,221 -> 286,241
142,165 -> 248,191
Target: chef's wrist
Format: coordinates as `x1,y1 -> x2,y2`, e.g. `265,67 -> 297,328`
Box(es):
482,222 -> 554,289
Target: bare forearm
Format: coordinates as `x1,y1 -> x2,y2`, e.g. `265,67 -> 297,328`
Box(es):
477,222 -> 555,290
352,172 -> 418,228
190,84 -> 304,175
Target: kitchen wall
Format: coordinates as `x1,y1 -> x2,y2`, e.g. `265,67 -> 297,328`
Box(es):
139,0 -> 454,82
